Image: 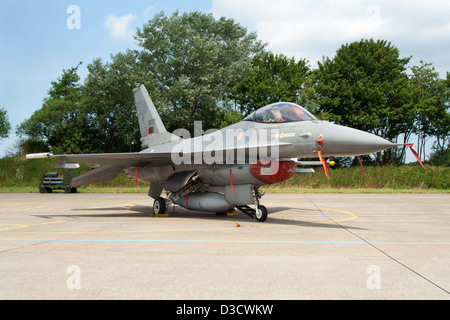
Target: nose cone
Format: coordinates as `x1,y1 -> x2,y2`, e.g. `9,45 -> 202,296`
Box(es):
320,124 -> 394,157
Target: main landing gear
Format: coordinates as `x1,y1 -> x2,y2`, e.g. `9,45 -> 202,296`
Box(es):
153,197 -> 166,215
152,198 -> 268,222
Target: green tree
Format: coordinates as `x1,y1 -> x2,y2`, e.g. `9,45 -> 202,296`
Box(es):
0,108 -> 11,139
135,11 -> 265,132
83,51 -> 146,152
17,137 -> 49,154
315,39 -> 414,165
409,61 -> 449,161
18,11 -> 265,153
429,147 -> 449,166
212,100 -> 244,129
17,63 -> 94,154
234,52 -> 310,114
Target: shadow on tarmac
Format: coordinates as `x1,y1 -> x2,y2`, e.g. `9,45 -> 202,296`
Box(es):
33,204 -> 366,231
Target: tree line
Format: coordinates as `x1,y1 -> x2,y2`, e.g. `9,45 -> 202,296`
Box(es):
15,11 -> 449,165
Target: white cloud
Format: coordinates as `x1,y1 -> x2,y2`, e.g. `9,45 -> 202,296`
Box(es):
104,13 -> 137,41
143,4 -> 158,18
212,0 -> 450,74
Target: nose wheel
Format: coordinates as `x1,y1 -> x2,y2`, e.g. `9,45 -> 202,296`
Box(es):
255,205 -> 268,222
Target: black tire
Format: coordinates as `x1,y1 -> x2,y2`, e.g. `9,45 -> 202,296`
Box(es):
255,205 -> 268,222
153,197 -> 166,215
39,187 -> 46,194
65,187 -> 72,194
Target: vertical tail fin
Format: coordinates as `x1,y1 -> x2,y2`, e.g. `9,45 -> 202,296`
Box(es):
133,84 -> 167,136
133,84 -> 178,149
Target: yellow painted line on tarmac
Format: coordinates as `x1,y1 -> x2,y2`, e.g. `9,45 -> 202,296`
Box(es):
0,225 -> 256,235
85,204 -> 136,210
35,220 -> 65,226
305,206 -> 358,224
0,221 -> 65,232
0,205 -> 45,212
0,224 -> 29,232
22,206 -> 46,211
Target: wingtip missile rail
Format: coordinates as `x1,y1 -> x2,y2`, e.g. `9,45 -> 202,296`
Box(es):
25,153 -> 53,159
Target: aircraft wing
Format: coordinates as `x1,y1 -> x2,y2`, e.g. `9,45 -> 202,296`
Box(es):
26,140 -> 292,186
26,151 -> 173,167
26,139 -> 291,167
26,151 -> 177,187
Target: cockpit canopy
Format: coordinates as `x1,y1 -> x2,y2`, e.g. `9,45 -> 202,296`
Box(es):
243,102 -> 317,123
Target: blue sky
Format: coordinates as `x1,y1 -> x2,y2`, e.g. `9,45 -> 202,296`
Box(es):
1,0 -> 449,156
0,0 -> 211,147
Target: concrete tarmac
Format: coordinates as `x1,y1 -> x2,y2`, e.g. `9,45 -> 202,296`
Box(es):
0,192 -> 449,300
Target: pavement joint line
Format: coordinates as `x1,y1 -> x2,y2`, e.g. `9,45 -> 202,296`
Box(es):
302,194 -> 450,296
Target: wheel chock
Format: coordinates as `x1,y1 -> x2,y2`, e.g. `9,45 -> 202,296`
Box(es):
155,213 -> 169,217
149,213 -> 169,217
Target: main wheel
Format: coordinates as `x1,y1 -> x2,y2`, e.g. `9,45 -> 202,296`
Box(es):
255,205 -> 268,222
153,197 -> 166,215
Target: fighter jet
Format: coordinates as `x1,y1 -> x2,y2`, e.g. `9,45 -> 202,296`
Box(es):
26,85 -> 423,222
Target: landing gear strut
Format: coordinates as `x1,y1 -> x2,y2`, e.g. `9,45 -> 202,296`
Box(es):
235,186 -> 268,222
235,204 -> 268,222
254,186 -> 267,222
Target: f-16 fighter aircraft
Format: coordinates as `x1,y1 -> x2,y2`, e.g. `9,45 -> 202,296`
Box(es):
27,85 -> 423,222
